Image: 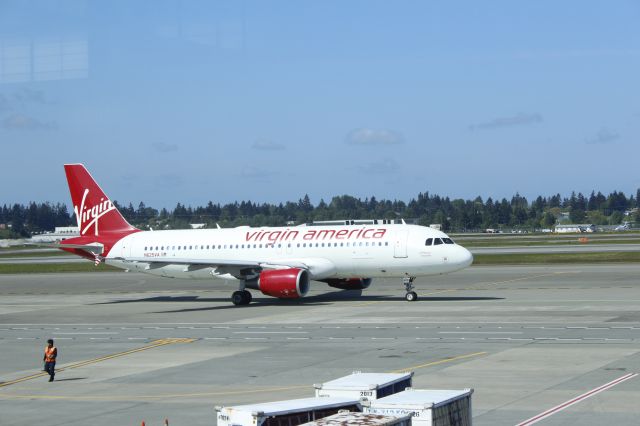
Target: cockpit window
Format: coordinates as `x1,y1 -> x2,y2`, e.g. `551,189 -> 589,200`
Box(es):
442,238 -> 454,244
433,238 -> 443,245
425,238 -> 433,246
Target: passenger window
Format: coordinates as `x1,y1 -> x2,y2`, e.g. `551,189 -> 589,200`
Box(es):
425,238 -> 433,246
434,238 -> 443,245
443,238 -> 454,244
144,246 -> 147,250
385,242 -> 389,246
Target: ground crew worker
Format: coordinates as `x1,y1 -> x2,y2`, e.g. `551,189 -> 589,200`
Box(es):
43,339 -> 57,382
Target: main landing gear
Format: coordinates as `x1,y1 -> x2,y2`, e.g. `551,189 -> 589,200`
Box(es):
403,275 -> 418,302
231,290 -> 252,306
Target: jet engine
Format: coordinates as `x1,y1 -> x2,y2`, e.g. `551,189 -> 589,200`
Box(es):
246,268 -> 310,298
322,278 -> 372,290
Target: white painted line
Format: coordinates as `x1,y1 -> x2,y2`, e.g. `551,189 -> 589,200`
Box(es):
16,337 -> 36,340
516,373 -> 638,426
439,331 -> 523,334
54,332 -> 119,335
287,337 -> 310,340
89,337 -> 110,340
127,337 -> 147,340
233,331 -> 309,334
204,337 -> 227,340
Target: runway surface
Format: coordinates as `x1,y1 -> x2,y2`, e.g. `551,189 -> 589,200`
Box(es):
1,265 -> 639,425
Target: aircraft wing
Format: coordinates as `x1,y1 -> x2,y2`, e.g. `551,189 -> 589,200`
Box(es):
115,256 -> 335,280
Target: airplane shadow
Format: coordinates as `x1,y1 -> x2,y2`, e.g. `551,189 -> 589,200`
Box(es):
93,291 -> 503,314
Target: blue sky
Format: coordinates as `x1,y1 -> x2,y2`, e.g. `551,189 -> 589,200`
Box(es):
1,1 -> 639,208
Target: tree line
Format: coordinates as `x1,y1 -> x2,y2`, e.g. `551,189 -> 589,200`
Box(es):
1,189 -> 639,238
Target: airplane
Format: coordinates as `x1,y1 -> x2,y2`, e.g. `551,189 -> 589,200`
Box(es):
55,164 -> 473,305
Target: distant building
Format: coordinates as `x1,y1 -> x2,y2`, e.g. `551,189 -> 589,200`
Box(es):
0,223 -> 6,230
555,224 -> 596,233
189,223 -> 206,229
30,226 -> 80,242
429,224 -> 442,231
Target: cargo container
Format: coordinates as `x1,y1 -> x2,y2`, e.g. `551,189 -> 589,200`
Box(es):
215,396 -> 361,426
300,410 -> 412,425
314,371 -> 413,401
363,388 -> 473,426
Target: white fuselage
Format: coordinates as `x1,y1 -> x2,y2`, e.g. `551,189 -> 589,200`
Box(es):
106,224 -> 473,281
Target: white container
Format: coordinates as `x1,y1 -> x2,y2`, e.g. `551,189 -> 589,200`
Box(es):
314,371 -> 413,401
364,388 -> 473,426
216,396 -> 361,426
300,410 -> 412,426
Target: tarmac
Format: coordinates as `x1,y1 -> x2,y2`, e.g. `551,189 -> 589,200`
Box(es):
1,264 -> 639,425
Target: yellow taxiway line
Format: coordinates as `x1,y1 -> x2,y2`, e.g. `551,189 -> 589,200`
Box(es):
0,338 -> 196,389
0,349 -> 485,401
390,351 -> 487,374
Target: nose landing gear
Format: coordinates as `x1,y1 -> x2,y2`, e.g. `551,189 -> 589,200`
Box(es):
403,275 -> 418,302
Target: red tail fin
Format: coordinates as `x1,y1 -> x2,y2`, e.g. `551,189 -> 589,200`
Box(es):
64,164 -> 138,237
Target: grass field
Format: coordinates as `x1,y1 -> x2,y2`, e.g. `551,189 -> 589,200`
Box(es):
0,263 -> 120,274
0,252 -> 637,273
472,251 -> 640,265
0,250 -> 71,259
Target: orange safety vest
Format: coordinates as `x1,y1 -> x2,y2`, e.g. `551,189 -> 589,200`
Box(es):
44,346 -> 57,363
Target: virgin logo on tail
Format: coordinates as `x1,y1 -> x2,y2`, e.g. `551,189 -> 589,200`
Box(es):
73,188 -> 117,236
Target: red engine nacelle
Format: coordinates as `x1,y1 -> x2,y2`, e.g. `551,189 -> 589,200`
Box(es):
323,278 -> 372,290
252,268 -> 310,299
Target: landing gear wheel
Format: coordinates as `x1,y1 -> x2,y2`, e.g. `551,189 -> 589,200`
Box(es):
232,290 -> 252,306
402,275 -> 417,302
232,291 -> 246,306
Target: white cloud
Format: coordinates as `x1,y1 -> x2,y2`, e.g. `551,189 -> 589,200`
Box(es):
2,113 -> 57,130
358,158 -> 399,175
346,128 -> 404,145
585,128 -> 620,145
240,167 -> 278,179
251,139 -> 285,151
469,113 -> 543,131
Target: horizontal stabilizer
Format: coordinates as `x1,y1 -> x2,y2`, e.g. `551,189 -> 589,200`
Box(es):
28,242 -> 104,255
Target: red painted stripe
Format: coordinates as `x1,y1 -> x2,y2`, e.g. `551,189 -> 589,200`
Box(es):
516,373 -> 638,426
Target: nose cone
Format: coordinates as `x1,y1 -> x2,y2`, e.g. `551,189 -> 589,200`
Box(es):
456,246 -> 474,269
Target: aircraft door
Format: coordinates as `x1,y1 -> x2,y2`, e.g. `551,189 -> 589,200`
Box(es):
393,230 -> 408,258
